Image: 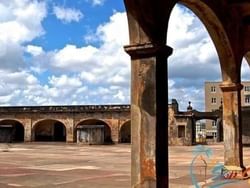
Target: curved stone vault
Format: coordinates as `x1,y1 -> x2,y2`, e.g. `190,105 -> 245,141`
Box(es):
123,0 -> 250,187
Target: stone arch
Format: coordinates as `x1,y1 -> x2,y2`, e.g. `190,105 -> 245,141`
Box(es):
33,119 -> 66,142
0,119 -> 24,143
193,110 -> 222,144
124,1 -> 248,186
195,118 -> 218,144
119,120 -> 131,143
75,119 -> 112,144
174,0 -> 238,82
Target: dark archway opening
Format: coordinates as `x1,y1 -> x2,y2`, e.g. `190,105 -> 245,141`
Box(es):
34,120 -> 66,142
119,121 -> 131,143
76,119 -> 112,144
0,120 -> 24,143
195,118 -> 222,144
54,122 -> 66,141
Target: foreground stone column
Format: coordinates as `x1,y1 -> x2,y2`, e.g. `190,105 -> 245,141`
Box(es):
220,82 -> 244,167
125,43 -> 172,188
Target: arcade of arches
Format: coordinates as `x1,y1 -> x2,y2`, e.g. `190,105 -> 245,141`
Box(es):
123,0 -> 250,187
0,105 -> 130,144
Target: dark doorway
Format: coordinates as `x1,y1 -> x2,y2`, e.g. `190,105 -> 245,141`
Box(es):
54,122 -> 66,141
119,121 -> 131,143
0,120 -> 24,143
178,125 -> 185,138
34,120 -> 66,142
14,123 -> 25,142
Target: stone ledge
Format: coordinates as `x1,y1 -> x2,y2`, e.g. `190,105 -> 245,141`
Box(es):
124,43 -> 172,59
0,105 -> 131,113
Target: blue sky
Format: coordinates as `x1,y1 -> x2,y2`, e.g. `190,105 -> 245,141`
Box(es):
0,0 -> 249,110
31,0 -> 125,50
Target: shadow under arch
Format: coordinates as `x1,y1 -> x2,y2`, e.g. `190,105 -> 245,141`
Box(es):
0,119 -> 24,143
33,119 -> 66,142
119,120 -> 131,143
75,119 -> 112,144
176,0 -> 237,82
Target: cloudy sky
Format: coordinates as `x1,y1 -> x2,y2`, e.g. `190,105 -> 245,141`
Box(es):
0,0 -> 248,111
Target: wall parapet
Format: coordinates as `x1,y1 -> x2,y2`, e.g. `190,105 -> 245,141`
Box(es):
0,105 -> 131,113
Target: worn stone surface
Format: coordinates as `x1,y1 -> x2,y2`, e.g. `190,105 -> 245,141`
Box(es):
124,0 -> 250,187
220,83 -> 243,167
2,144 -> 250,187
0,143 -> 131,188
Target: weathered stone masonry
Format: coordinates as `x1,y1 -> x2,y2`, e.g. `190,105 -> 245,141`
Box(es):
124,0 -> 250,186
0,105 -> 130,143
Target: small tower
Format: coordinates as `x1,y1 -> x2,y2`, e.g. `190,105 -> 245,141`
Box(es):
187,101 -> 193,111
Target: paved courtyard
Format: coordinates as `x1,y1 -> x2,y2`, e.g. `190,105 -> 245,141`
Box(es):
0,143 -> 131,188
1,143 -> 250,187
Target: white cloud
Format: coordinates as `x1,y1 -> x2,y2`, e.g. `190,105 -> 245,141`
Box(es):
0,41 -> 24,71
53,6 -> 83,23
51,45 -> 98,71
0,0 -> 47,72
168,79 -> 204,111
167,5 -> 221,111
85,0 -> 105,6
0,3 -> 225,109
30,12 -> 131,105
0,2 -> 218,109
114,90 -> 126,102
49,75 -> 82,88
26,45 -> 43,56
2,1 -> 249,114
0,1 -> 47,43
0,70 -> 40,105
24,11 -> 130,105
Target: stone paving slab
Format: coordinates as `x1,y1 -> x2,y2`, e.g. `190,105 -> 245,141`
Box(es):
0,143 -> 131,188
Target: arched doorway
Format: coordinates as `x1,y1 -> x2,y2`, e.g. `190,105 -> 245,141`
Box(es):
195,119 -> 220,144
33,120 -> 66,142
0,120 -> 24,143
241,56 -> 250,145
76,119 -> 112,144
119,121 -> 131,143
